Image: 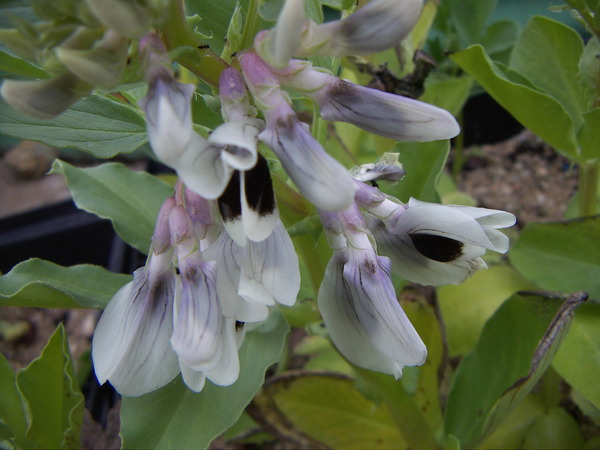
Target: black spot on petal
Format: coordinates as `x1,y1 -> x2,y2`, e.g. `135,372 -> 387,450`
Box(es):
235,320 -> 245,331
244,154 -> 276,217
409,233 -> 464,263
218,171 -> 242,222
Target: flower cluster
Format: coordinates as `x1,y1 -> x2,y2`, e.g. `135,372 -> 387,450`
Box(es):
0,0 -> 517,395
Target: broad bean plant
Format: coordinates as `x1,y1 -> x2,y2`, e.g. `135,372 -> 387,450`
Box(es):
0,0 -> 598,448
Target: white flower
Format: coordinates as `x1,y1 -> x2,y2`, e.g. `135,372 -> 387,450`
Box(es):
92,251 -> 180,397
206,221 -> 300,323
318,228 -> 427,378
365,197 -> 516,285
240,52 -> 356,212
277,60 -> 460,142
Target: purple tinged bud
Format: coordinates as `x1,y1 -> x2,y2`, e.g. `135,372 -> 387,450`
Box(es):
152,197 -> 176,254
184,189 -> 214,241
168,205 -> 195,249
218,67 -> 257,122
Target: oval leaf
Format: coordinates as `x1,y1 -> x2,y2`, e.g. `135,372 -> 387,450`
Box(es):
51,160 -> 173,253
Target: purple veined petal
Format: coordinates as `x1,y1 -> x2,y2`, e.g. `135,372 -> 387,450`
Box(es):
205,318 -> 245,386
179,362 -> 207,393
176,133 -> 234,200
309,78 -> 460,142
259,115 -> 355,212
239,221 -> 300,307
204,231 -> 270,322
171,258 -> 223,370
1,73 -> 93,119
139,76 -> 196,164
318,252 -> 407,377
298,0 -> 423,57
343,251 -> 427,368
92,266 -> 180,397
365,213 -> 487,286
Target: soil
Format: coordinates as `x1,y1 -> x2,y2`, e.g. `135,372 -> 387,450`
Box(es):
0,122 -> 580,448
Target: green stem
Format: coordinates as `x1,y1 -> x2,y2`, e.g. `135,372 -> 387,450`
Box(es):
161,0 -> 228,88
579,160 -> 599,217
355,367 -> 440,449
240,0 -> 261,51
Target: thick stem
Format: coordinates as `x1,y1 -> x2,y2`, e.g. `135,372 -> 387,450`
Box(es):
579,160 -> 599,217
161,0 -> 228,88
240,0 -> 261,51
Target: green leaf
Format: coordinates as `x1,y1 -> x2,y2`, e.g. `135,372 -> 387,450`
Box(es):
187,0 -> 238,55
450,45 -> 579,158
480,20 -> 520,61
447,0 -> 497,45
438,265 -> 536,357
509,16 -> 587,127
0,258 -> 130,309
579,37 -> 600,109
120,311 -> 289,449
257,372 -> 406,448
578,108 -> 600,161
0,50 -> 47,78
522,407 -> 583,449
444,292 -> 583,447
16,324 -> 84,449
553,303 -> 600,410
386,140 -> 449,203
422,75 -> 473,117
509,218 -> 600,299
0,95 -> 147,158
0,353 -> 31,449
52,160 -> 173,253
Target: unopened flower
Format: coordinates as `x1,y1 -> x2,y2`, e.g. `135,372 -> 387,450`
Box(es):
256,0 -> 424,65
277,60 -> 460,142
85,0 -> 155,39
240,52 -> 355,212
0,73 -> 93,119
298,0 -> 423,58
318,204 -> 427,377
56,30 -> 129,88
92,198 -> 180,397
362,194 -> 516,286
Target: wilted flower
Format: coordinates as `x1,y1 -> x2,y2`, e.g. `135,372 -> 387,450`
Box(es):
318,204 -> 427,377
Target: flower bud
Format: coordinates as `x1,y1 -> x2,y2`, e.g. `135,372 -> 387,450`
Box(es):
1,73 -> 93,119
85,0 -> 153,38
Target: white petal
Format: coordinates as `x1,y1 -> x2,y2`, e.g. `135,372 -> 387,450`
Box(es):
259,118 -> 355,211
256,0 -> 305,68
240,165 -> 280,243
241,222 -> 300,306
206,318 -> 244,386
92,268 -> 179,397
208,119 -> 263,171
318,253 -> 406,377
179,362 -> 207,393
176,134 -> 234,200
394,203 -> 496,250
171,260 -> 222,370
205,232 -> 270,322
343,254 -> 427,367
312,80 -> 460,142
366,214 -> 486,286
140,78 -> 195,162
